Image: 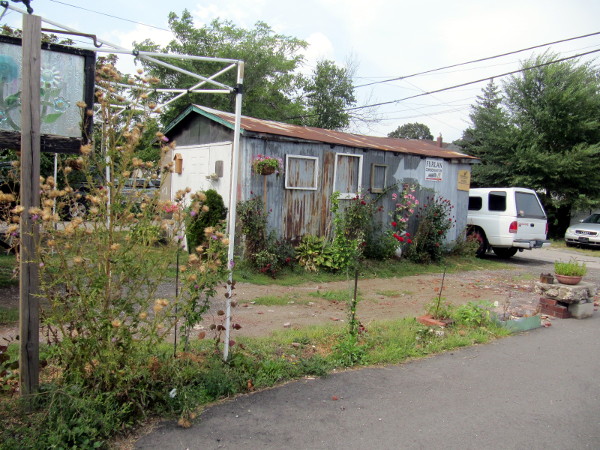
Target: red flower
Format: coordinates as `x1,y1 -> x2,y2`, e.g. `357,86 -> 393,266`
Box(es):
391,221 -> 397,227
361,200 -> 366,205
405,232 -> 411,237
407,238 -> 413,244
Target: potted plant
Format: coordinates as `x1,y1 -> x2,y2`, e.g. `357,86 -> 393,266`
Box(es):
252,154 -> 283,176
554,258 -> 587,285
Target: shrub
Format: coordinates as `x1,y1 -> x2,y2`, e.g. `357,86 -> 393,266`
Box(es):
405,195 -> 455,263
296,234 -> 326,272
186,189 -> 227,251
237,196 -> 268,258
453,301 -> 494,327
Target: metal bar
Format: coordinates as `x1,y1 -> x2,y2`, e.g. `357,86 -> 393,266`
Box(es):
223,62 -> 244,361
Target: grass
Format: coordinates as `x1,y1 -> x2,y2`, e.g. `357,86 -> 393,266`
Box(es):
551,238 -> 600,256
0,254 -> 17,288
250,294 -> 308,306
234,254 -> 510,286
0,312 -> 511,448
0,306 -> 18,324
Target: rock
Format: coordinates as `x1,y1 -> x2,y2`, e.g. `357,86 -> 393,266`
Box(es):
283,322 -> 291,328
291,342 -> 301,348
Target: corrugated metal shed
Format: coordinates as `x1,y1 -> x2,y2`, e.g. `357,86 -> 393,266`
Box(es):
166,105 -> 477,162
164,105 -> 477,244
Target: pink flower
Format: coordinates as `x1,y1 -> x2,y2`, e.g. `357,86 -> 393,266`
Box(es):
392,193 -> 397,200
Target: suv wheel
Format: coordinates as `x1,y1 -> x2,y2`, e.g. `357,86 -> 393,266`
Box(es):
468,228 -> 488,258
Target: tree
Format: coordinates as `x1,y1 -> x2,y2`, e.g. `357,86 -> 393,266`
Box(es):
456,80 -> 515,187
136,11 -> 308,125
302,59 -> 356,130
388,122 -> 433,140
459,54 -> 600,237
504,54 -> 600,236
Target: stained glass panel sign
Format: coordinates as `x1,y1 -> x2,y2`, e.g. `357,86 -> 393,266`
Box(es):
0,41 -> 85,137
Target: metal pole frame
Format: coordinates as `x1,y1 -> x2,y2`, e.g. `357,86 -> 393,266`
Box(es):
7,5 -> 245,361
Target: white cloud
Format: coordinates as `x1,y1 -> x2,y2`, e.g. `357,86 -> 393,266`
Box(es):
300,32 -> 336,73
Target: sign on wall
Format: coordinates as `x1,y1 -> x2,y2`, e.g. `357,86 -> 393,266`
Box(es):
457,170 -> 471,191
425,158 -> 444,182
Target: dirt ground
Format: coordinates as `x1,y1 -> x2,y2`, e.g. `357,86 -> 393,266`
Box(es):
0,263 -> 548,342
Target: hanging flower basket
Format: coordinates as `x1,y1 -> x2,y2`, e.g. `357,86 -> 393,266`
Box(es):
252,154 -> 283,176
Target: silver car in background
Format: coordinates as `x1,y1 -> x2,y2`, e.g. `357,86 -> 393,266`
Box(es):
565,213 -> 600,247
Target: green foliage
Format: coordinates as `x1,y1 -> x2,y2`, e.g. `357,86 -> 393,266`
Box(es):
333,334 -> 366,367
457,80 -> 515,187
136,13 -> 308,124
388,122 -> 433,140
459,55 -> 600,237
425,298 -> 455,320
303,59 -> 357,130
554,259 -> 587,276
0,306 -> 18,324
237,196 -> 268,258
449,230 -> 482,256
405,195 -> 455,263
295,234 -> 326,272
186,189 -> 227,251
0,254 -> 17,288
453,301 -> 494,327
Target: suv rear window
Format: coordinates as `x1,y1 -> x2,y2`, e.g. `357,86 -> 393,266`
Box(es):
488,192 -> 506,211
468,196 -> 482,211
515,192 -> 546,219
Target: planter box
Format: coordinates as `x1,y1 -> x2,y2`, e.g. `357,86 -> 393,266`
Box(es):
493,314 -> 542,333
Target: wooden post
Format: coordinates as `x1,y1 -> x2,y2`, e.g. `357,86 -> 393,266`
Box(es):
19,13 -> 41,397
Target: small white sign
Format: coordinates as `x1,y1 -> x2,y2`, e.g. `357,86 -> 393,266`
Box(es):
425,159 -> 444,182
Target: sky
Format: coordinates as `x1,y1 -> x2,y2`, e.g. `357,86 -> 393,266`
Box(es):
2,0 -> 600,142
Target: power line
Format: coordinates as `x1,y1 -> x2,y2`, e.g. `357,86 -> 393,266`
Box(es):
288,48 -> 600,121
346,48 -> 600,112
354,30 -> 600,88
47,0 -> 171,32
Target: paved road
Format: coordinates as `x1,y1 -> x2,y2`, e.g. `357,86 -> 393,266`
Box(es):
135,250 -> 600,449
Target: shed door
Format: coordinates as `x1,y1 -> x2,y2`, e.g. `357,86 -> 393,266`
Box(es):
333,153 -> 363,199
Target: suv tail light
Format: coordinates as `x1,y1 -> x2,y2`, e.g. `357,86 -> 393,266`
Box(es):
509,221 -> 518,234
546,222 -> 549,236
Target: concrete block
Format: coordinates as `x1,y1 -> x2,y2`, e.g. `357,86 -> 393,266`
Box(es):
567,301 -> 594,319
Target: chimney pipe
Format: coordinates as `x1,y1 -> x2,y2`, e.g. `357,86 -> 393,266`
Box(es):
436,134 -> 443,148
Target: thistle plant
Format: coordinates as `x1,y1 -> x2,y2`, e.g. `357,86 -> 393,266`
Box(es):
0,64 -> 230,393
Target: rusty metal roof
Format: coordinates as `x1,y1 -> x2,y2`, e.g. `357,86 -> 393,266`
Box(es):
168,105 -> 476,161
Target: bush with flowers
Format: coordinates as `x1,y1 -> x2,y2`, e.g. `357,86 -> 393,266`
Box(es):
389,184 -> 419,250
251,154 -> 283,175
405,194 -> 456,263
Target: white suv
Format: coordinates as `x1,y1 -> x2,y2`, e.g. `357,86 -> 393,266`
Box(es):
467,187 -> 550,258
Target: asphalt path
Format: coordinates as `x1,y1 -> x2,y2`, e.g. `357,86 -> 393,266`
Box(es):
135,247 -> 600,450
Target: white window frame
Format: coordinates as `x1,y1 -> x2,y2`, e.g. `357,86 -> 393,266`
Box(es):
285,154 -> 319,190
370,163 -> 388,193
333,153 -> 363,199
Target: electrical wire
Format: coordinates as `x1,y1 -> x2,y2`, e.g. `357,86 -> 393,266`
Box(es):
344,48 -> 600,114
354,30 -> 600,88
47,0 -> 171,32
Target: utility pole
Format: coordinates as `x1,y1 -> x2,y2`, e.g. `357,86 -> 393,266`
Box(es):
19,12 -> 41,397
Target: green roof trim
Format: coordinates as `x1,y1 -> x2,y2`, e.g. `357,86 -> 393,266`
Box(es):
164,105 -> 245,135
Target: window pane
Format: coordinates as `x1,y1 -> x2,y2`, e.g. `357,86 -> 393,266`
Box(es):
489,192 -> 506,211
